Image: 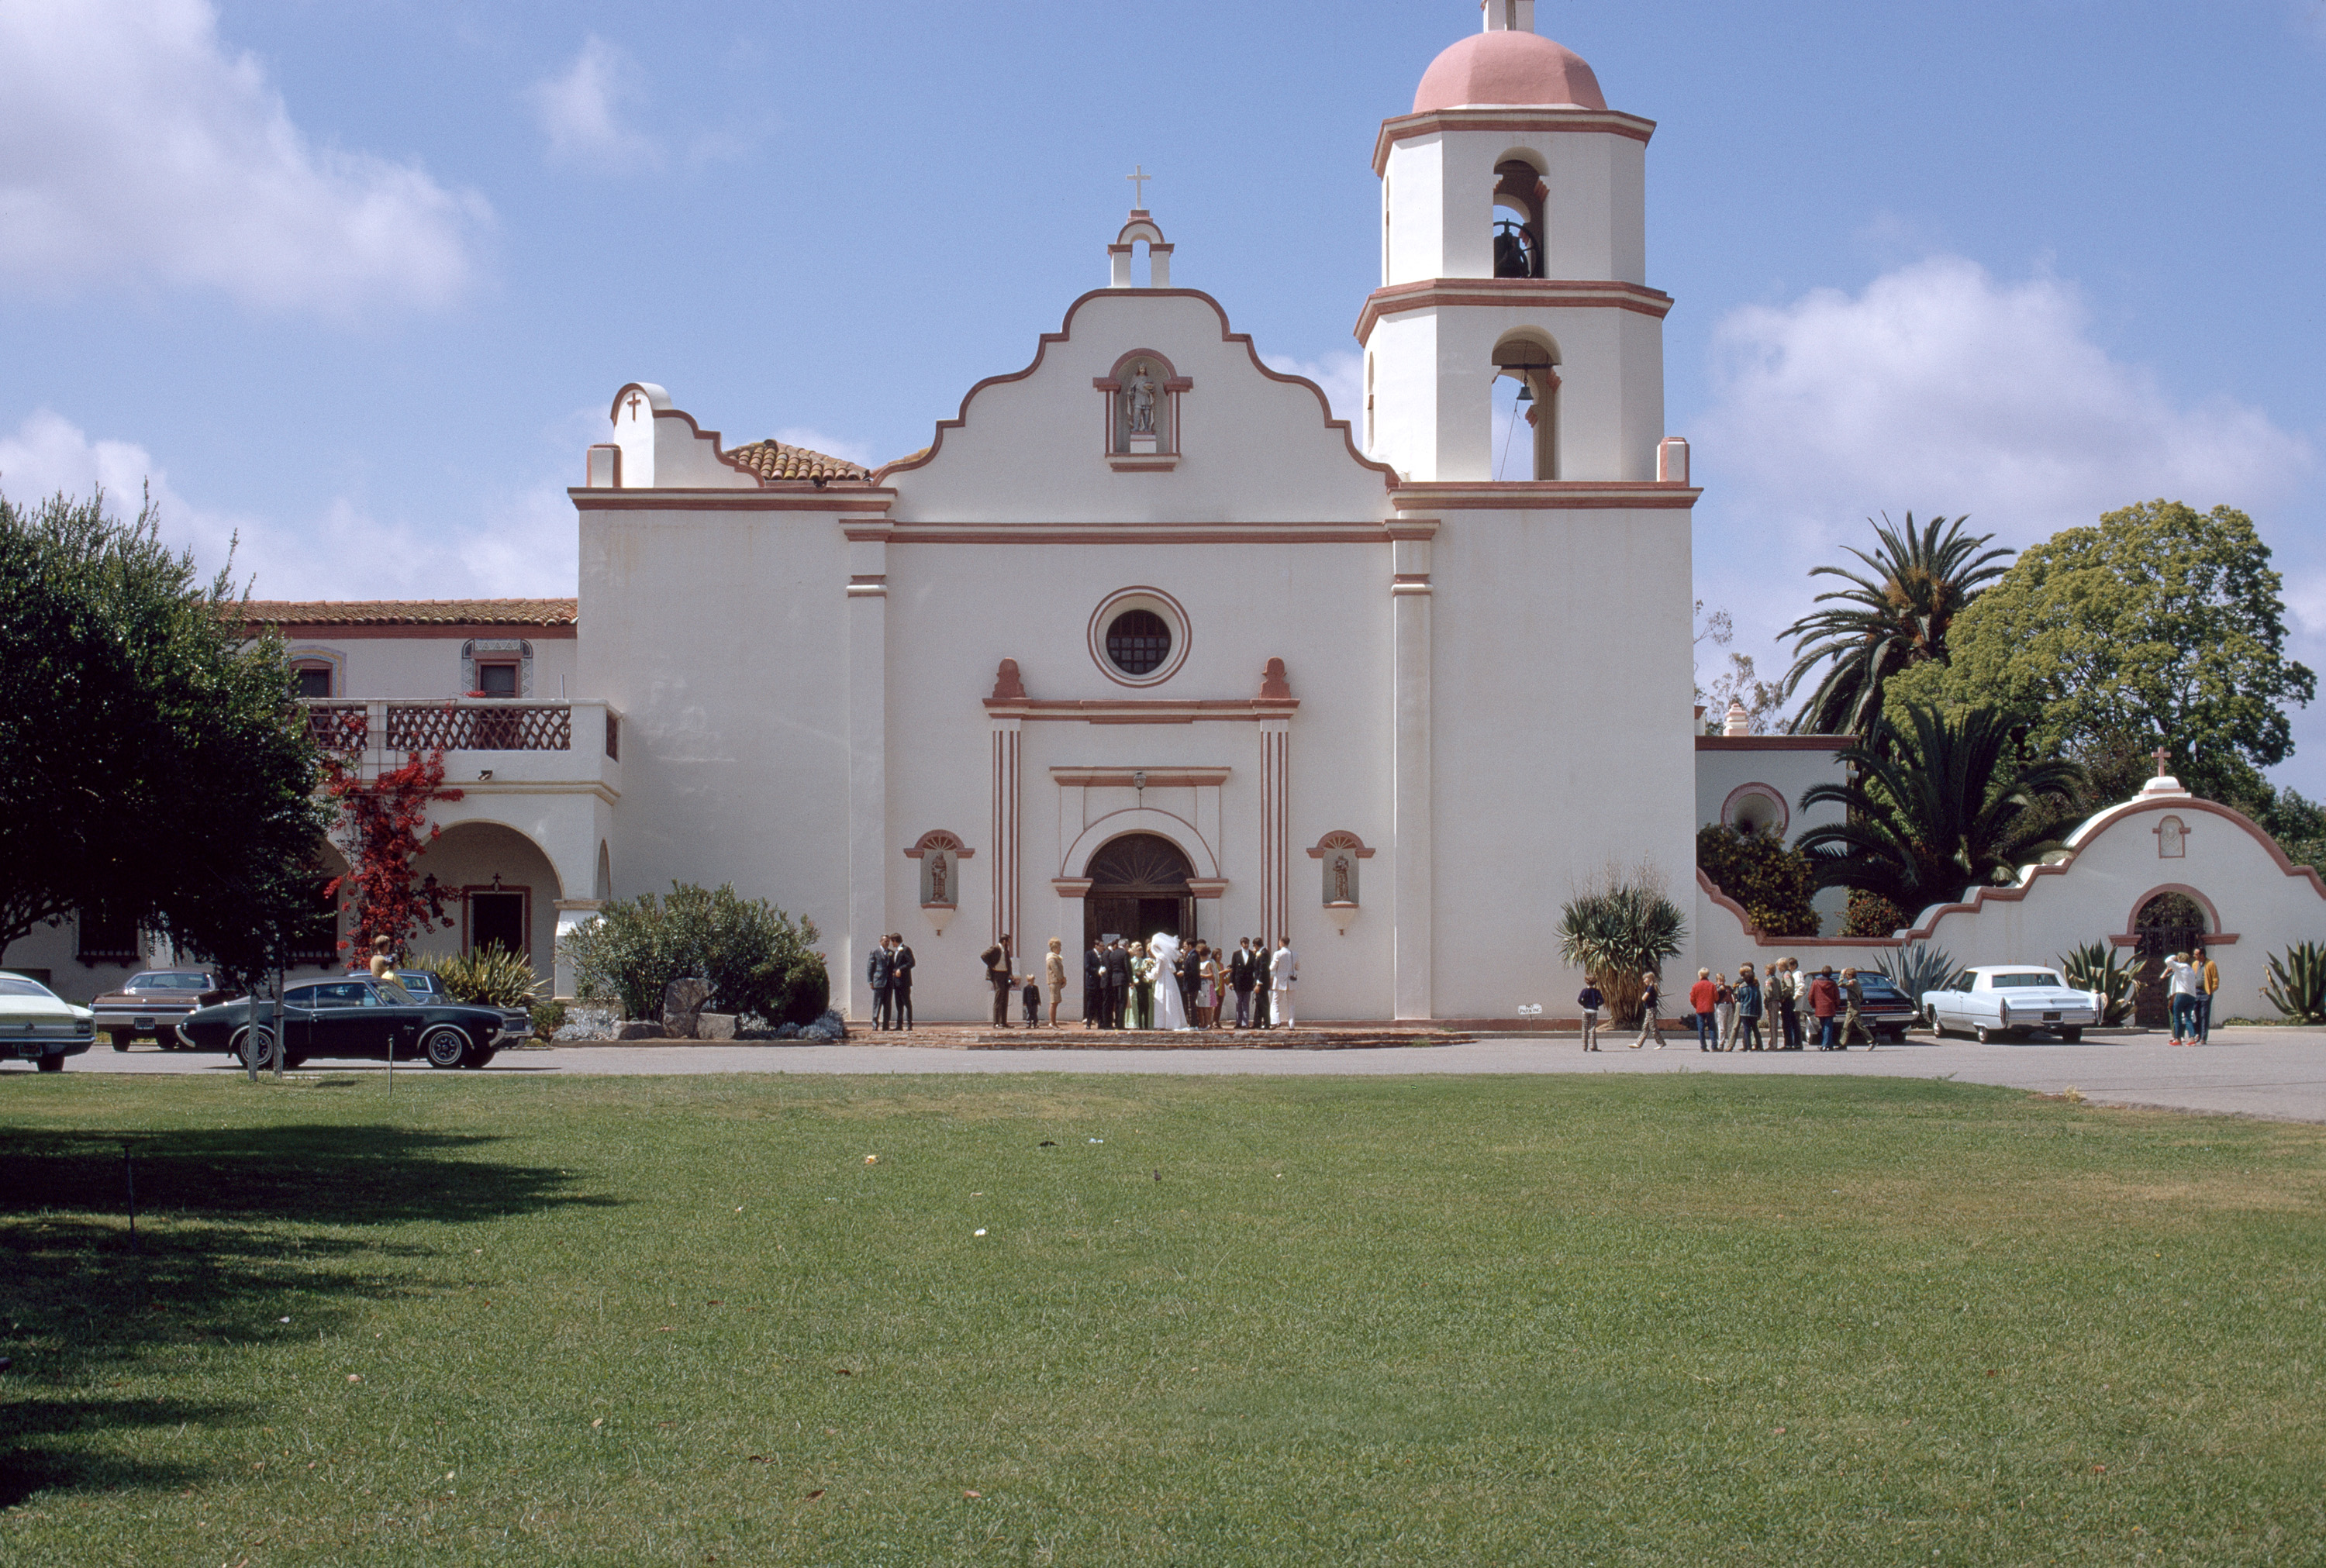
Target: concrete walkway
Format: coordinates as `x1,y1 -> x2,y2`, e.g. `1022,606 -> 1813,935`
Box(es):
51,1025 -> 2326,1125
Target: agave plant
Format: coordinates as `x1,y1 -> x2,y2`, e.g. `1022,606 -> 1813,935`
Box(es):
1876,943 -> 1962,1010
2056,940 -> 2135,1025
421,943 -> 544,1009
1558,867 -> 1687,1026
2262,941 -> 2326,1024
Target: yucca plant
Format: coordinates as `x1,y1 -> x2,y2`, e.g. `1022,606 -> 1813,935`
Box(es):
2262,941 -> 2326,1024
1558,866 -> 1687,1026
421,943 -> 544,1009
1876,943 -> 1962,1009
2057,939 -> 2135,1025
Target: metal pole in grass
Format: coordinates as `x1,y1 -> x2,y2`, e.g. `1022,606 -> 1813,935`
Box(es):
272,965 -> 285,1082
246,977 -> 261,1084
122,1142 -> 140,1254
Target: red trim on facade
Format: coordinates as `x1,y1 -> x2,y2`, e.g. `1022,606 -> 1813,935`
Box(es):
1695,735 -> 1855,752
2107,883 -> 2235,949
1049,768 -> 1231,787
1372,105 -> 1659,173
902,831 -> 975,860
984,698 -> 1300,724
868,288 -> 1400,489
1356,277 -> 1675,341
254,622 -> 578,641
1718,782 -> 1789,837
876,525 -> 1395,545
570,489 -> 893,512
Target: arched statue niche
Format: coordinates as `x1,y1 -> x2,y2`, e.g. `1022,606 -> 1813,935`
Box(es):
1083,832 -> 1194,951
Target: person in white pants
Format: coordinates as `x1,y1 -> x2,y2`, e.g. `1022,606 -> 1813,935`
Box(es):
1271,936 -> 1297,1029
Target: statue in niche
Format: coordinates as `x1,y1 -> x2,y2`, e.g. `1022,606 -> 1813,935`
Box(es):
1333,854 -> 1351,903
1124,364 -> 1159,436
929,852 -> 949,904
2159,817 -> 2185,859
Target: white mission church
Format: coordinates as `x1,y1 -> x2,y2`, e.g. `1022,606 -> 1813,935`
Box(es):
13,2 -> 2321,1023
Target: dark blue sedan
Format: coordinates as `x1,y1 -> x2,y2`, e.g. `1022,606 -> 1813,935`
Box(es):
178,977 -> 507,1070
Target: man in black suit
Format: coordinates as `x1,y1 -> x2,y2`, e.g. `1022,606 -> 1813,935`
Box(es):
888,933 -> 915,1031
1230,939 -> 1255,1029
981,936 -> 1013,1028
1105,938 -> 1132,1029
1249,937 -> 1272,1028
866,936 -> 895,1031
1083,939 -> 1104,1029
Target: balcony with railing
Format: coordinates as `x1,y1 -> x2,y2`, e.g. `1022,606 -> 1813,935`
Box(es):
299,698 -> 622,796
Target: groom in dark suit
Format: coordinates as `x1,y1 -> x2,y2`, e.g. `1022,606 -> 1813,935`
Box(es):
1249,937 -> 1272,1029
888,933 -> 915,1031
865,936 -> 895,1031
1104,938 -> 1132,1029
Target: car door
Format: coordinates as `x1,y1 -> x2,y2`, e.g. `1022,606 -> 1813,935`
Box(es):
280,986 -> 324,1053
308,981 -> 381,1057
366,982 -> 432,1059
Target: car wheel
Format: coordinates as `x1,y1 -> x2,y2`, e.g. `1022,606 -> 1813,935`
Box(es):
422,1025 -> 471,1069
236,1027 -> 280,1071
109,1032 -> 132,1052
2058,1027 -> 2082,1042
1975,1026 -> 1991,1045
462,1044 -> 496,1070
36,1053 -> 64,1073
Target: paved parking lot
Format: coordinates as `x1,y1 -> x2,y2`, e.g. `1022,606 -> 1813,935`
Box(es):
43,1025 -> 2326,1124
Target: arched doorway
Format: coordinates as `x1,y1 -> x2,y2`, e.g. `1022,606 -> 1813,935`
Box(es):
1084,833 -> 1194,950
2131,891 -> 2209,1026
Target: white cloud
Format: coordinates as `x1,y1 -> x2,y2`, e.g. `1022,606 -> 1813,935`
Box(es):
1696,256 -> 2314,552
1261,350 -> 1365,425
0,0 -> 488,315
0,408 -> 577,601
527,36 -> 657,170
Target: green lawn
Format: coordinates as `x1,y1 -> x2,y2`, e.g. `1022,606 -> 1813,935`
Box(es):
2,1072 -> 2322,1565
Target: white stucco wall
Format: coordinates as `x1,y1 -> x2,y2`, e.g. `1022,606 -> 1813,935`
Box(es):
278,632 -> 578,701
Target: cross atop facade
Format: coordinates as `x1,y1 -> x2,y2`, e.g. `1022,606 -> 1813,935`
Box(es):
2154,743 -> 2172,777
625,390 -> 644,419
1126,164 -> 1152,209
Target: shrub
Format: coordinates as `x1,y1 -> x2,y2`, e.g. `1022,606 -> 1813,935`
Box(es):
1841,888 -> 1910,939
566,883 -> 827,1025
531,999 -> 568,1038
2057,940 -> 2135,1025
1877,942 -> 1963,1008
2262,941 -> 2326,1024
421,943 -> 544,1008
1695,824 -> 1820,936
1557,864 -> 1687,1026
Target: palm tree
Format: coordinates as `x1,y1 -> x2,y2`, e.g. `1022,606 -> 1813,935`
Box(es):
1557,867 -> 1687,1025
1796,704 -> 2084,925
1781,513 -> 2013,736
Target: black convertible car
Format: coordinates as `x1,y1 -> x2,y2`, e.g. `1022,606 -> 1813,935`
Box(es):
178,977 -> 508,1070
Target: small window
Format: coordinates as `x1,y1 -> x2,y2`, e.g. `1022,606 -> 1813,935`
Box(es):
1105,611 -> 1172,675
476,663 -> 519,698
293,665 -> 333,699
76,905 -> 140,963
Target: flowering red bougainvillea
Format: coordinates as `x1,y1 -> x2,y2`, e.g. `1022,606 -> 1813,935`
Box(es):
319,732 -> 464,960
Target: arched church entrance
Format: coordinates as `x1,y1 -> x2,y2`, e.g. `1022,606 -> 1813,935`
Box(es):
2131,891 -> 2210,1027
1083,833 -> 1195,950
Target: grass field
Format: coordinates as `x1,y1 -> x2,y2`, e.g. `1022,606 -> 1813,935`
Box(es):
2,1071 -> 2323,1565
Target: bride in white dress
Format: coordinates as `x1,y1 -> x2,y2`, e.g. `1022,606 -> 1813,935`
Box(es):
1148,932 -> 1191,1031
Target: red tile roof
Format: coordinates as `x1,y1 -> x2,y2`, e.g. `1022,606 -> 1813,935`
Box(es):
239,599 -> 578,627
723,439 -> 871,482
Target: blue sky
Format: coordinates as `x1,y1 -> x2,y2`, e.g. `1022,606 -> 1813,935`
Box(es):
5,0 -> 2324,791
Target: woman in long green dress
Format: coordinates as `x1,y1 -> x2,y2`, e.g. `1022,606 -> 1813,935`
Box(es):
1129,943 -> 1154,1029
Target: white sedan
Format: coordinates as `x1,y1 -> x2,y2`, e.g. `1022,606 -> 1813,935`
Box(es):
1922,965 -> 2102,1043
1,974 -> 98,1072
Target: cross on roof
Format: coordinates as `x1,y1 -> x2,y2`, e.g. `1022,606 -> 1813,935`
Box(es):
625,390 -> 644,418
1126,165 -> 1152,208
2154,743 -> 2172,777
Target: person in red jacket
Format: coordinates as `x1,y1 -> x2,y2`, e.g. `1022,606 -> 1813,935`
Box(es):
1807,965 -> 1843,1050
1688,969 -> 1720,1053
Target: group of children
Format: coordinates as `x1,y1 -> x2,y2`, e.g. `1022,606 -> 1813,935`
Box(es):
1572,960 -> 1875,1053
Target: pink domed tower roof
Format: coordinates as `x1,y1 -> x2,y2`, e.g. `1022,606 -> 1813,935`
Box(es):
1413,31 -> 1606,113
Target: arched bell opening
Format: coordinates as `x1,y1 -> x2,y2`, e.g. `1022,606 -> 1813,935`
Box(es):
1492,157 -> 1547,279
1490,333 -> 1560,480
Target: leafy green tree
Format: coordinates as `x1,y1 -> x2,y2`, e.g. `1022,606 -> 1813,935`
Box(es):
1695,824 -> 1820,936
1797,704 -> 2085,922
1781,513 -> 2014,736
567,882 -> 828,1025
0,487 -> 327,981
1883,501 -> 2315,804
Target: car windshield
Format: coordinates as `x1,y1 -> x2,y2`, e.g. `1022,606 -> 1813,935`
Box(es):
1858,977 -> 1905,998
1992,972 -> 2064,988
0,975 -> 59,999
374,980 -> 419,1005
129,971 -> 211,990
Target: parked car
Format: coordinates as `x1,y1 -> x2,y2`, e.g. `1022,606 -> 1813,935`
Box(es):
1922,966 -> 2101,1042
359,969 -> 531,1042
91,969 -> 225,1050
1851,973 -> 1918,1043
178,977 -> 510,1070
1,974 -> 97,1072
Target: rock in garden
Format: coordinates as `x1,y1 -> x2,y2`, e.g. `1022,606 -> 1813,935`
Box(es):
661,977 -> 711,1039
615,1020 -> 668,1041
696,1012 -> 737,1041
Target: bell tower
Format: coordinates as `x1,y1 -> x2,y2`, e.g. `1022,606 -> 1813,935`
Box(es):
1359,3 -> 1673,483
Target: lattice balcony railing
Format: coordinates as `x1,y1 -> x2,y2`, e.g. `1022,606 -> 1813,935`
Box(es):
385,703 -> 574,753
304,704 -> 369,750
